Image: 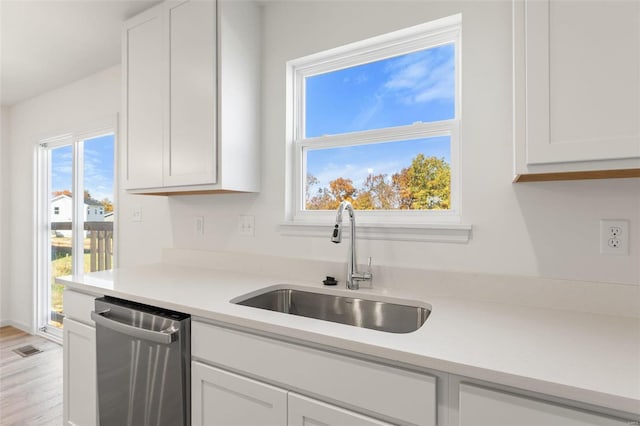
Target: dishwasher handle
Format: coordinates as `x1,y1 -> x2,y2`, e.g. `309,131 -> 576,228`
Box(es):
91,310 -> 179,344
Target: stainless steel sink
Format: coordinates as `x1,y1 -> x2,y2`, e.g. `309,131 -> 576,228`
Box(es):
234,287 -> 430,333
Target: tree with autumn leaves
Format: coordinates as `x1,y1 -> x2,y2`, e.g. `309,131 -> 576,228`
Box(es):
306,154 -> 450,211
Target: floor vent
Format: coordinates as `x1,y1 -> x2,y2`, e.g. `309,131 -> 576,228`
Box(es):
13,345 -> 43,357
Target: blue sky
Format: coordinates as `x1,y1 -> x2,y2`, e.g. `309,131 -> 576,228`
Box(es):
305,43 -> 455,191
51,134 -> 115,203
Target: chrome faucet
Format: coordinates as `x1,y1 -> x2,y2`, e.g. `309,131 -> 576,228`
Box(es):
331,201 -> 372,290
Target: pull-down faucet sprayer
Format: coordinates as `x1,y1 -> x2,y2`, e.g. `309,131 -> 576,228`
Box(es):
331,201 -> 372,290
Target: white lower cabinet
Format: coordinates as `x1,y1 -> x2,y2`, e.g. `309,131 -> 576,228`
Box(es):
191,361 -> 287,426
288,393 -> 395,426
63,318 -> 97,426
191,360 -> 394,426
458,383 -> 630,426
192,321 -> 437,426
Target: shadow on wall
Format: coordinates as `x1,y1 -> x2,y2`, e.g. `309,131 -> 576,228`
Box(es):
512,178 -> 640,285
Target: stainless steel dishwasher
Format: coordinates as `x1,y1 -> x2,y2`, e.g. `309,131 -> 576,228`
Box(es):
92,296 -> 190,426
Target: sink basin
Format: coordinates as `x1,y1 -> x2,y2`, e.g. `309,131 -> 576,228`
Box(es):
234,287 -> 430,333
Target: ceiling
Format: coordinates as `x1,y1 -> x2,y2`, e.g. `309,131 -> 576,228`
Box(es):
0,0 -> 160,107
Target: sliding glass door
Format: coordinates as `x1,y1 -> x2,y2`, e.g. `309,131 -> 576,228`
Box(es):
36,130 -> 115,337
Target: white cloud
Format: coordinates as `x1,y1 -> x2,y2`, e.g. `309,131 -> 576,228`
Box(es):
347,45 -> 455,130
384,49 -> 454,105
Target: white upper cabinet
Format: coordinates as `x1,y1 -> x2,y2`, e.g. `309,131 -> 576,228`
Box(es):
513,0 -> 640,181
122,6 -> 164,189
122,0 -> 260,194
165,0 -> 217,187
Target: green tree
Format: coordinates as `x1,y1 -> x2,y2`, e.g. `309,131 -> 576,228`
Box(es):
403,154 -> 450,210
305,154 -> 450,211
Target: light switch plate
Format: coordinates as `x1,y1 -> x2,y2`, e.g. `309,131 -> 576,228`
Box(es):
238,215 -> 255,236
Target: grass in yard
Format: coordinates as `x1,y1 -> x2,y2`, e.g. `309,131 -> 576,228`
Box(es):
50,253 -> 95,326
49,234 -> 113,328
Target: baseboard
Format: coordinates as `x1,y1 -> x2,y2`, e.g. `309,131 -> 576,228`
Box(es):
0,319 -> 33,334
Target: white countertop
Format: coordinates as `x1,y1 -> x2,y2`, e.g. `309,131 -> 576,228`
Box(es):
58,263 -> 640,416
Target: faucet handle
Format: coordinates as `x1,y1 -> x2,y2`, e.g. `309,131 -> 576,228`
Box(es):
353,257 -> 373,287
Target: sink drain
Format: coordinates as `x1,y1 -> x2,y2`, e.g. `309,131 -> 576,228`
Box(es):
13,345 -> 43,357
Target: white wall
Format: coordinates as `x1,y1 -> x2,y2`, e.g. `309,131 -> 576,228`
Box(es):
4,1 -> 639,331
168,0 -> 639,286
7,65 -> 171,331
0,106 -> 10,325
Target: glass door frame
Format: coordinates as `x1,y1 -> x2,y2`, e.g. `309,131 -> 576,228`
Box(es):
35,127 -> 115,340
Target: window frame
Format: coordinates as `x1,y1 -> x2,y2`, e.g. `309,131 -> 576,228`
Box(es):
35,126 -> 116,340
285,14 -> 465,235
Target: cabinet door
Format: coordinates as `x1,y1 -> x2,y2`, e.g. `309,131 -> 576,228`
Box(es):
122,5 -> 164,189
289,393 -> 395,426
63,318 -> 97,426
164,0 -> 217,187
459,383 -> 631,426
191,361 -> 287,426
523,0 -> 640,165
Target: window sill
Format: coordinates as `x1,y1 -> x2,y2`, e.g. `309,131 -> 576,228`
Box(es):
278,221 -> 472,243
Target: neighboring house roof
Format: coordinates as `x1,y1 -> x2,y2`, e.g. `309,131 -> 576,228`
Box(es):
51,194 -> 104,208
51,194 -> 72,203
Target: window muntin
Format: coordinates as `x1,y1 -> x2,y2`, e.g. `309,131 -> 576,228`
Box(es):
288,15 -> 461,224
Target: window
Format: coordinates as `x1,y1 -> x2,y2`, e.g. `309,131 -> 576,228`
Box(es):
36,130 -> 116,338
286,14 -> 462,233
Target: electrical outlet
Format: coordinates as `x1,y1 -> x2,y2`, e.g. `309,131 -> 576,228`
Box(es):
194,216 -> 204,235
132,207 -> 142,222
600,219 -> 629,255
238,215 -> 255,236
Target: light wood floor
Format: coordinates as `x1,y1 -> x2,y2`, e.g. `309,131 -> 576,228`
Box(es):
0,326 -> 63,425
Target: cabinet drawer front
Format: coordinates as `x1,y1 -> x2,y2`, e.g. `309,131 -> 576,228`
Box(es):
192,361 -> 287,426
63,289 -> 98,325
289,393 -> 395,426
192,321 -> 436,426
459,384 -> 632,426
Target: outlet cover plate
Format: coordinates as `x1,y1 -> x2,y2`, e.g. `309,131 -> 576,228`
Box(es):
600,219 -> 629,255
238,215 -> 255,236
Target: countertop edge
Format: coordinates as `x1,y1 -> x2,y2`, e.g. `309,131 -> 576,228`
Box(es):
61,277 -> 640,417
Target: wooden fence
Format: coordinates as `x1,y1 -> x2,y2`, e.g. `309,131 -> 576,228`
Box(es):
51,221 -> 113,272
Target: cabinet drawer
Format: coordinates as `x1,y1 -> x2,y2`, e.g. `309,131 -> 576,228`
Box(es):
192,321 -> 436,426
192,361 -> 287,426
63,289 -> 98,326
459,383 -> 632,426
289,392 -> 395,426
